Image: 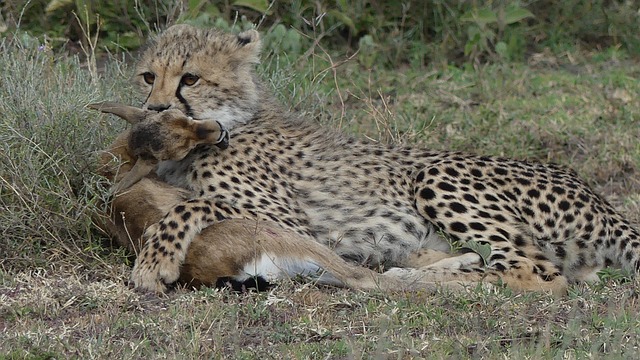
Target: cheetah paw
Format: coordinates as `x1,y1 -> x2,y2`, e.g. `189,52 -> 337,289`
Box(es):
383,267 -> 419,282
425,252 -> 483,270
130,261 -> 172,293
129,225 -> 183,293
130,252 -> 181,293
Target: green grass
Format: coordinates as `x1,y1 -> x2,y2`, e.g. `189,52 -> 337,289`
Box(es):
2,27 -> 640,358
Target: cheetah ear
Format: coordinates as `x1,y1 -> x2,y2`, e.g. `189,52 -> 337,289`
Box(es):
236,29 -> 262,64
88,101 -> 148,124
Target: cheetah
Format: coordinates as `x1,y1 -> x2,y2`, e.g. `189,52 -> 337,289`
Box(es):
118,24 -> 640,296
89,101 -> 229,193
93,104 -> 468,293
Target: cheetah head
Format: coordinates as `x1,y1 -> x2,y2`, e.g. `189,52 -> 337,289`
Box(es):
135,24 -> 262,130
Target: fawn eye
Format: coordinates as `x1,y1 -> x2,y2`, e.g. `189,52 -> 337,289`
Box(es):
142,72 -> 155,85
181,73 -> 199,86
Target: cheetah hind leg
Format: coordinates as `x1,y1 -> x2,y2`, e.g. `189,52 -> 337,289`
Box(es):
385,251 -> 498,290
412,167 -> 570,296
388,240 -> 569,296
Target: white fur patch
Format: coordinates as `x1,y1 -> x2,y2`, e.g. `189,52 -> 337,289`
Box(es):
199,106 -> 252,130
426,252 -> 482,269
234,253 -> 343,286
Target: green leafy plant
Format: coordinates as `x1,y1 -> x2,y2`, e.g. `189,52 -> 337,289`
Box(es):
262,23 -> 304,58
597,268 -> 631,283
460,240 -> 493,266
460,3 -> 534,62
2,1 -> 640,68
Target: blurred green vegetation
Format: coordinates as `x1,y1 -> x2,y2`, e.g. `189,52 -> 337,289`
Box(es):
1,0 -> 639,66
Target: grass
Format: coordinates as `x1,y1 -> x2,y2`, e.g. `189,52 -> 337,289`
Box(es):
2,28 -> 640,358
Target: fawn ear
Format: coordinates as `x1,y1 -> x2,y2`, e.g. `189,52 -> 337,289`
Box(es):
193,121 -> 229,149
88,101 -> 147,124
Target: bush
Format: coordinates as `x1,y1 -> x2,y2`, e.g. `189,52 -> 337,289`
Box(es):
0,35 -> 132,271
2,1 -> 639,66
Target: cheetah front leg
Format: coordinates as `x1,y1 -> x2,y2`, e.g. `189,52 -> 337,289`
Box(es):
411,167 -> 569,296
130,197 -> 238,292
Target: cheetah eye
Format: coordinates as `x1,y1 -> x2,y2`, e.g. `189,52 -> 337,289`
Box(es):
181,73 -> 199,86
142,72 -> 155,85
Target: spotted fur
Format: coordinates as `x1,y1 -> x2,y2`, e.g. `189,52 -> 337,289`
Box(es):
126,24 -> 640,295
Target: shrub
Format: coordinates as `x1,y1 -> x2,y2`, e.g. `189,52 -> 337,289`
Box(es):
2,0 -> 639,66
0,35 -> 131,271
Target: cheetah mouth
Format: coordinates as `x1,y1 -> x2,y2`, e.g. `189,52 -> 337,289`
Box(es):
214,121 -> 230,150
